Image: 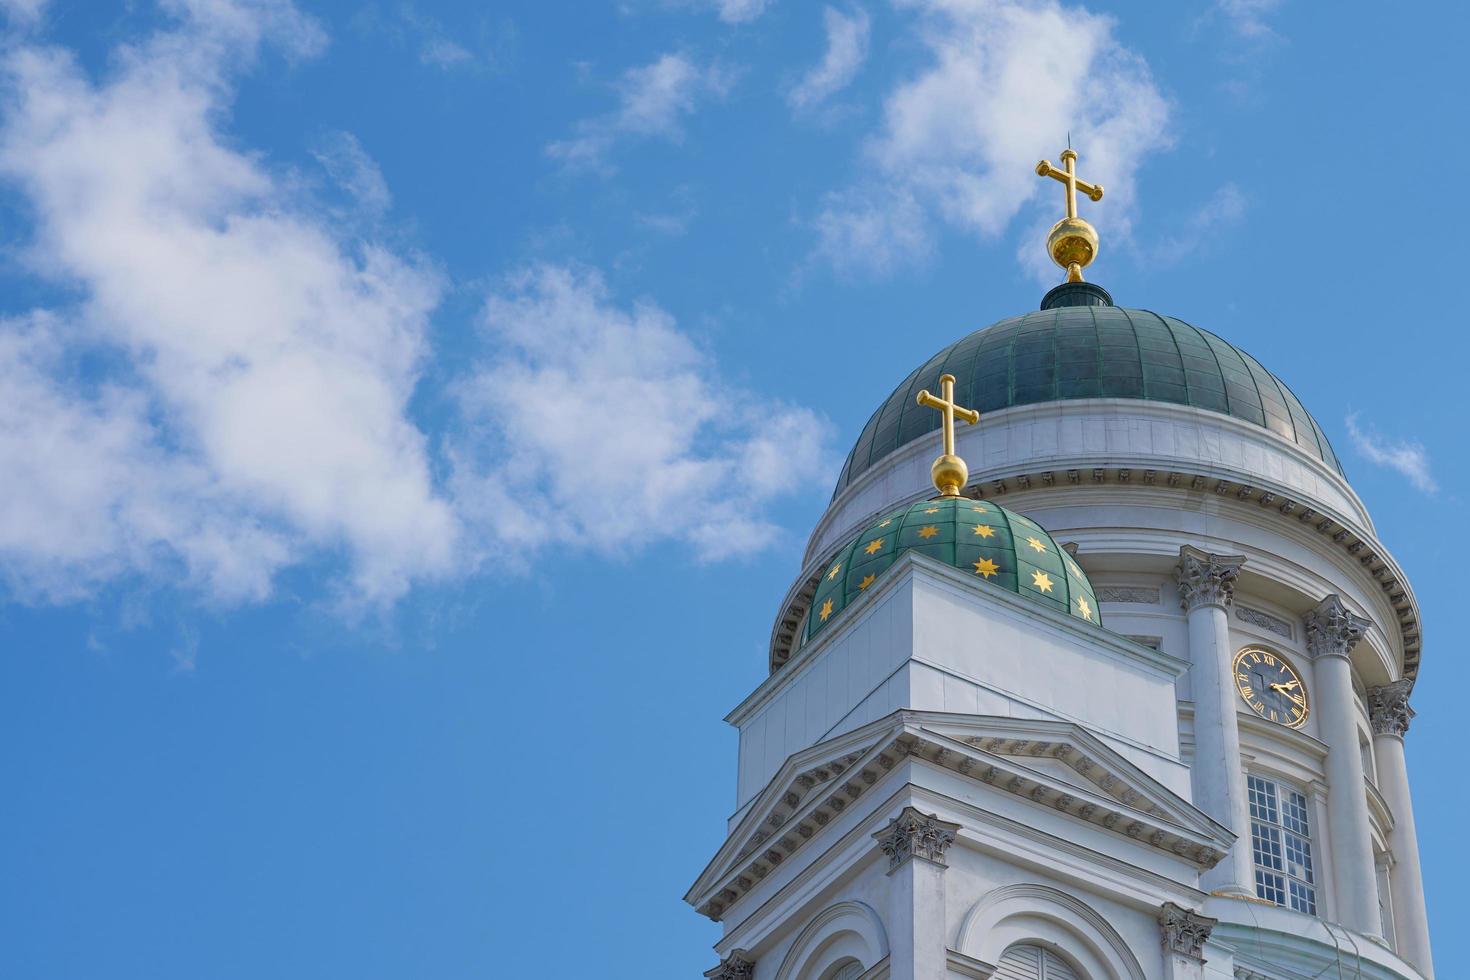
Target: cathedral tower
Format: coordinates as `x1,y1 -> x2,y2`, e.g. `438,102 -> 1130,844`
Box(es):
686,149 -> 1433,980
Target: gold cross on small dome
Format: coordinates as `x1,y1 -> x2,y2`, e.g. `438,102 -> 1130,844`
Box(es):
1035,146 -> 1104,283
915,373 -> 980,497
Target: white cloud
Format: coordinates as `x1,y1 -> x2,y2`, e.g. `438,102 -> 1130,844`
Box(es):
1151,182 -> 1247,265
1345,414 -> 1437,495
712,0 -> 771,23
0,0 -> 47,25
312,130 -> 392,216
788,6 -> 871,112
1212,0 -> 1282,41
451,265 -> 829,563
0,0 -> 457,606
547,53 -> 734,171
814,0 -> 1171,277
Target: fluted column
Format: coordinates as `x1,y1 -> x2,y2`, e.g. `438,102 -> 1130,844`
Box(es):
873,807 -> 958,980
1368,680 -> 1434,977
1176,545 -> 1254,896
1304,595 -> 1380,938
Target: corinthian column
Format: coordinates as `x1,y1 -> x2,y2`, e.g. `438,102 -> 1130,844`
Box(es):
1304,595 -> 1380,938
1176,545 -> 1254,897
873,807 -> 958,980
1368,680 -> 1434,977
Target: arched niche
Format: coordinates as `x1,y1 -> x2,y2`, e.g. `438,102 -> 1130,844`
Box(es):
774,901 -> 889,980
955,883 -> 1145,980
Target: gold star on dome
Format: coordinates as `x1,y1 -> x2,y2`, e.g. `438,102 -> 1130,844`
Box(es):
973,557 -> 1000,579
917,525 -> 939,539
878,519 -> 893,528
971,505 -> 988,513
1066,559 -> 1084,579
1026,536 -> 1048,554
858,573 -> 876,590
864,538 -> 885,556
827,562 -> 842,581
1031,570 -> 1055,593
972,524 -> 995,539
819,598 -> 834,621
923,507 -> 940,515
1076,595 -> 1093,622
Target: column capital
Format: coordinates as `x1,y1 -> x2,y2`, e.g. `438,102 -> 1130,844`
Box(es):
1158,901 -> 1217,960
872,806 -> 960,873
703,951 -> 755,980
1304,594 -> 1372,660
1175,545 -> 1246,611
1367,678 -> 1415,737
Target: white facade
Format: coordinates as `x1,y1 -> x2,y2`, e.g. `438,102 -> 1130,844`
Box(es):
687,378 -> 1433,979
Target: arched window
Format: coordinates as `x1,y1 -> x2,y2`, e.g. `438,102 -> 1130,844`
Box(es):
821,961 -> 863,980
996,943 -> 1081,980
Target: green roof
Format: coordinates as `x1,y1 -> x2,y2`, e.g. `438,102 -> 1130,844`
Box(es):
834,306 -> 1341,497
806,497 -> 1101,642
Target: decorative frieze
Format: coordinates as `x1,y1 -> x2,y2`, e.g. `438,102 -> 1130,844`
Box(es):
1304,594 -> 1371,660
1367,679 -> 1415,737
1158,902 -> 1217,960
1097,585 -> 1159,604
871,806 -> 960,872
1236,604 -> 1293,639
703,951 -> 755,980
1175,546 -> 1246,611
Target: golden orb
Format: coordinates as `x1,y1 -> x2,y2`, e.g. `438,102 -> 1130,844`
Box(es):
931,453 -> 968,498
1046,216 -> 1099,282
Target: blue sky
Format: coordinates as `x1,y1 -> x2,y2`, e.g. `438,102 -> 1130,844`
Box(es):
0,1 -> 1464,977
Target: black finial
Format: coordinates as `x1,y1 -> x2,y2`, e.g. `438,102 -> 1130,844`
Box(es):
1040,280 -> 1113,310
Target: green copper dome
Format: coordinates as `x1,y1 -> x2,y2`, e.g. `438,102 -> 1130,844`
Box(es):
806,497 -> 1101,642
834,305 -> 1342,497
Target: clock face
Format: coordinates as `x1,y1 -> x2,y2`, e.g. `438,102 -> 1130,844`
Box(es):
1233,647 -> 1309,728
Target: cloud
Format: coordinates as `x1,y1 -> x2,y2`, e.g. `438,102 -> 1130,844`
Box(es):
710,0 -> 771,22
788,6 -> 871,112
813,0 -> 1171,277
349,4 -> 511,72
451,265 -> 830,563
1345,414 -> 1437,495
547,53 -> 734,171
1211,0 -> 1282,41
312,130 -> 392,216
1151,182 -> 1247,265
0,0 -> 46,25
0,0 -> 457,606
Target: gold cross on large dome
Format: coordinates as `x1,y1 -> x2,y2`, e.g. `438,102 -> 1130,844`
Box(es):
1035,147 -> 1104,283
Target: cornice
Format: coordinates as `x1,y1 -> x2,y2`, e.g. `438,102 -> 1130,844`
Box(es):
688,710 -> 1232,922
770,467 -> 1422,682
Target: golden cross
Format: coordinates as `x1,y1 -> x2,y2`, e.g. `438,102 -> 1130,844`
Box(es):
1035,148 -> 1103,219
915,374 -> 980,497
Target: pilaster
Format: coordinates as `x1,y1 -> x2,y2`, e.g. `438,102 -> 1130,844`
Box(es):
1158,902 -> 1217,980
1368,680 -> 1434,977
873,808 -> 957,980
1303,595 -> 1380,939
1175,545 -> 1254,897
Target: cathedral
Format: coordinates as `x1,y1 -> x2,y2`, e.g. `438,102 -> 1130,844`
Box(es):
684,150 -> 1435,980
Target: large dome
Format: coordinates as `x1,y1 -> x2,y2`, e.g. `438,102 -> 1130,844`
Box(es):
834,304 -> 1342,497
806,496 -> 1101,642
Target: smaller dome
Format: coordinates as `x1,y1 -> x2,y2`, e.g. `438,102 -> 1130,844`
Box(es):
806,497 -> 1102,642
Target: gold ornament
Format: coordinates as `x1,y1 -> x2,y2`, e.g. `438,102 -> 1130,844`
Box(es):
1035,147 -> 1104,283
915,373 -> 980,497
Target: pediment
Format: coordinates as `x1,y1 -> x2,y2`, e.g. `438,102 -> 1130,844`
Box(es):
686,711 -> 1233,922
